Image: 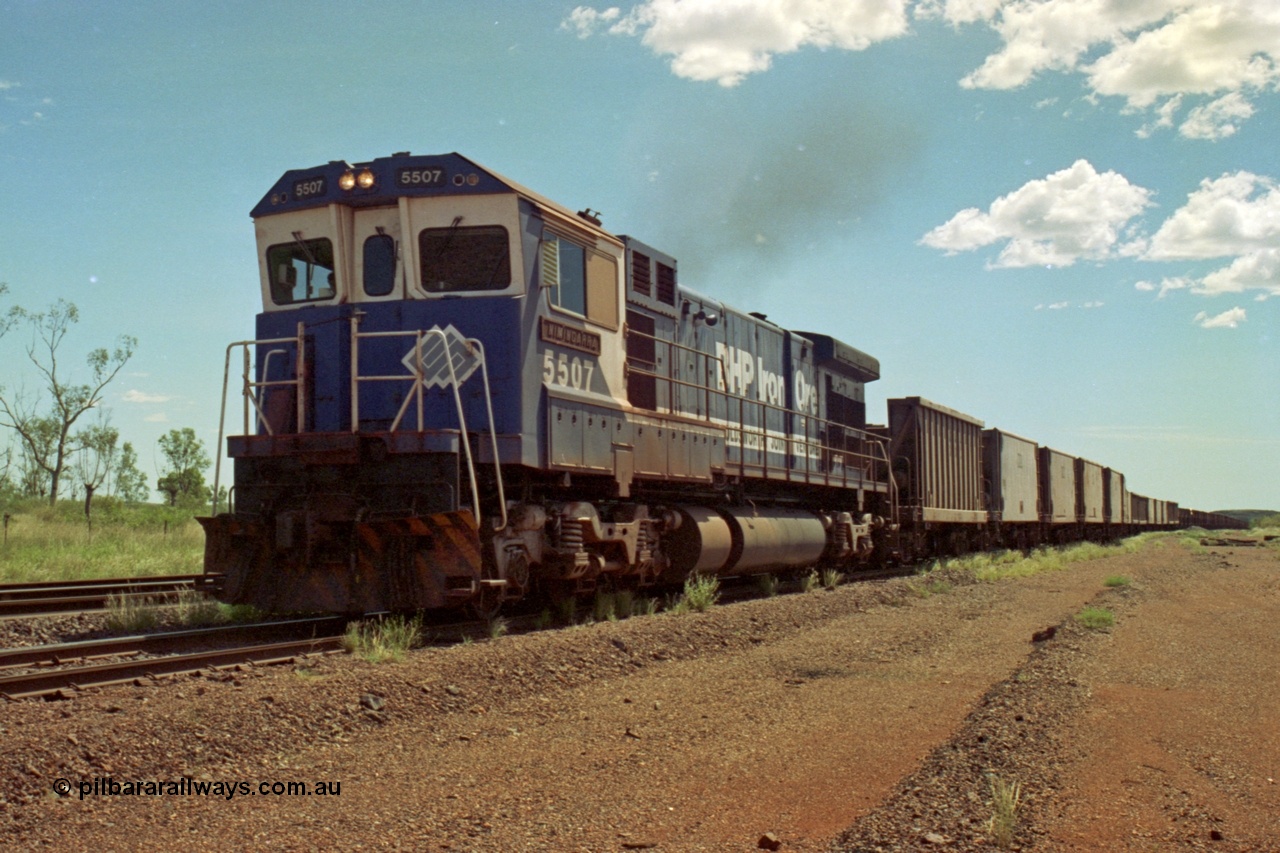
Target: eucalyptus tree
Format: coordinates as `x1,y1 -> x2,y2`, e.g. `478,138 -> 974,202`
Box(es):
0,299 -> 137,506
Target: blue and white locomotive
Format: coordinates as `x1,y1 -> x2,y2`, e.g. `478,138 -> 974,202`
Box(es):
202,152 -> 889,614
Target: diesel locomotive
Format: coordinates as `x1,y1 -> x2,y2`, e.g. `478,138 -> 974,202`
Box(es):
199,152 -> 1235,615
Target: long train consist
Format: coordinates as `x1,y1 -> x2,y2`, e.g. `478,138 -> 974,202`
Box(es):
199,153 -> 1245,615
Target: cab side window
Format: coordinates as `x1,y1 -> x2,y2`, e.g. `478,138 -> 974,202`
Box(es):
542,234 -> 618,330
266,238 -> 336,304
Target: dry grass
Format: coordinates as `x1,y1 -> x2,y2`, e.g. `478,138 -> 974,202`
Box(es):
986,774 -> 1023,848
342,614 -> 423,663
0,505 -> 204,584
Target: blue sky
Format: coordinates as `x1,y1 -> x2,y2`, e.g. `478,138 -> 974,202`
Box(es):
1,1 -> 1276,511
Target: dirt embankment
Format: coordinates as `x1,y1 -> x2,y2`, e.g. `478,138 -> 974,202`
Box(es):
1,538 -> 1277,851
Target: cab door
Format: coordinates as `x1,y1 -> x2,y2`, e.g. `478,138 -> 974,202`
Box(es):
352,207 -> 404,302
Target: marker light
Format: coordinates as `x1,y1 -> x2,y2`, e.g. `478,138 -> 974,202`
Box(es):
338,171 -> 356,191
357,169 -> 376,189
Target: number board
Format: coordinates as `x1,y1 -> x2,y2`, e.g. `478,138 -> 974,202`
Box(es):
396,167 -> 448,188
540,318 -> 601,356
293,176 -> 327,200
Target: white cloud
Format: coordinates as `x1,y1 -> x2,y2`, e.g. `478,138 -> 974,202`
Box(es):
1195,249 -> 1280,298
930,163 -> 1280,305
1193,306 -> 1246,328
1153,277 -> 1193,299
0,80 -> 19,91
919,159 -> 1152,268
940,1 -> 1280,137
563,5 -> 621,38
564,0 -> 911,86
144,412 -> 170,423
1146,171 -> 1280,260
1086,3 -> 1280,108
572,2 -> 1280,134
1179,92 -> 1255,140
952,0 -> 1173,91
123,389 -> 173,404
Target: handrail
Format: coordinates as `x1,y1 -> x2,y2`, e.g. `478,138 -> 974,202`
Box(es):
623,324 -> 899,521
348,318 -> 506,531
210,324 -> 307,516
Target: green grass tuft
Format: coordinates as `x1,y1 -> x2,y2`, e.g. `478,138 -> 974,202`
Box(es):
104,592 -> 162,632
680,573 -> 720,612
593,590 -> 618,622
486,615 -> 509,639
1103,575 -> 1130,588
556,596 -> 578,626
342,614 -> 423,663
1075,605 -> 1115,630
986,774 -> 1022,849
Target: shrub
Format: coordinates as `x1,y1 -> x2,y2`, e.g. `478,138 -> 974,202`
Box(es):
681,574 -> 720,612
821,568 -> 845,590
1103,575 -> 1130,588
756,573 -> 779,597
799,569 -> 820,593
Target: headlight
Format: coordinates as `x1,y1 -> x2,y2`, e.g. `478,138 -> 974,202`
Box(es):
338,171 -> 356,191
357,169 -> 376,189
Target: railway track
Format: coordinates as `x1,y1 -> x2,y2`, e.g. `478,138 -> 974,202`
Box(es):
0,574 -> 223,618
0,565 -> 915,701
0,616 -> 346,701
